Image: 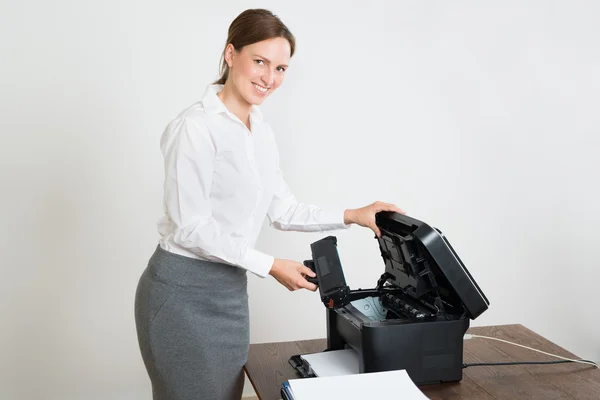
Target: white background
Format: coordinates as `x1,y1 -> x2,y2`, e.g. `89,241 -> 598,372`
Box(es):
1,1 -> 598,399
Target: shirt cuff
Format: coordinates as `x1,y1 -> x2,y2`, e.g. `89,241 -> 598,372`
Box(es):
340,209 -> 352,229
317,208 -> 352,231
239,247 -> 275,278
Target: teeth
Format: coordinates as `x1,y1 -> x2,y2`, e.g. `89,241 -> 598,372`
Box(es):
253,83 -> 268,93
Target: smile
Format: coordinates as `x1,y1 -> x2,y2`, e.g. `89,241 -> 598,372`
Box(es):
252,83 -> 269,93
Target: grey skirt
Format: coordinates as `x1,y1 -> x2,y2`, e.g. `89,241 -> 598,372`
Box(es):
134,245 -> 249,400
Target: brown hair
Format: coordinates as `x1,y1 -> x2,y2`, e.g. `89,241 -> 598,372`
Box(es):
214,9 -> 296,85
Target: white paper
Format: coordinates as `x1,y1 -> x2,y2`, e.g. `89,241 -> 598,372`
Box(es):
288,369 -> 429,400
300,349 -> 359,377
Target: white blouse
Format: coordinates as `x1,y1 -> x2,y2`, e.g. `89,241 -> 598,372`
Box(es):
157,85 -> 350,277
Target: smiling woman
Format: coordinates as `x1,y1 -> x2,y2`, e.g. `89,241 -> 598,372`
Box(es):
216,36 -> 291,128
133,7 -> 403,400
213,9 -> 294,123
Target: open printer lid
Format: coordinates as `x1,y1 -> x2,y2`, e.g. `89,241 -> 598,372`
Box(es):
375,211 -> 489,319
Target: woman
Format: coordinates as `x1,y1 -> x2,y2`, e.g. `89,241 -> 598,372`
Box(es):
134,8 -> 404,400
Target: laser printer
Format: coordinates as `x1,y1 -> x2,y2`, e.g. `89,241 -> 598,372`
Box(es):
297,211 -> 490,385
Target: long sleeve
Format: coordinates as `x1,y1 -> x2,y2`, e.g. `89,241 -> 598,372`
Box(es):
162,117 -> 274,277
266,148 -> 351,232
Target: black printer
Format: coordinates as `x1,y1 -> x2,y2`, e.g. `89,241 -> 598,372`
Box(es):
300,211 -> 490,385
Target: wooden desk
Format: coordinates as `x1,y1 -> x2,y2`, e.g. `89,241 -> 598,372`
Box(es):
244,324 -> 600,400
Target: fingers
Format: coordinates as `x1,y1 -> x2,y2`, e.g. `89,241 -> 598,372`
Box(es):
370,201 -> 405,237
298,265 -> 318,291
285,276 -> 317,292
298,278 -> 318,292
372,224 -> 382,238
389,203 -> 406,214
374,201 -> 405,215
276,263 -> 318,292
300,265 -> 316,277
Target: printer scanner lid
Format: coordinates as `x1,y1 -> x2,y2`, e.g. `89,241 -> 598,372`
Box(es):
375,211 -> 489,320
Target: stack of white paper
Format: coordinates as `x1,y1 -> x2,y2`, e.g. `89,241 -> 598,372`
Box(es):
287,369 -> 429,400
300,349 -> 360,376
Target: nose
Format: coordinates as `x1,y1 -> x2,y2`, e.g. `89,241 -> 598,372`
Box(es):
261,69 -> 274,87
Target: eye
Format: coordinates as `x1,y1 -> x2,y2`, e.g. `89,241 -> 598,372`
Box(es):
254,59 -> 265,65
277,66 -> 286,72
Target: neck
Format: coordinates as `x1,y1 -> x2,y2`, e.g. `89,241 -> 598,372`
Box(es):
218,81 -> 252,127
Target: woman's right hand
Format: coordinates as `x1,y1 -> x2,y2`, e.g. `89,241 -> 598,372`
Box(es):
269,258 -> 318,292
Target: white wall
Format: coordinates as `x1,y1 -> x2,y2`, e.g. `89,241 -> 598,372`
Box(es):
1,1 -> 598,399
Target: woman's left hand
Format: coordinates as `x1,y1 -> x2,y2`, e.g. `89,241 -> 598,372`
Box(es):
344,201 -> 405,238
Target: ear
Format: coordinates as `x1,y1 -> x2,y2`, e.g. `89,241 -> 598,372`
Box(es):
224,43 -> 236,68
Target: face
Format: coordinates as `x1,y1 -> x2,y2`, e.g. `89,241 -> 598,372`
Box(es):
224,37 -> 291,106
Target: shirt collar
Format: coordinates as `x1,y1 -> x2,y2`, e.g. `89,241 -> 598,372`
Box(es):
201,84 -> 264,123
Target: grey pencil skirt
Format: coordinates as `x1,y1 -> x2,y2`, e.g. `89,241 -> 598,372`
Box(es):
134,245 -> 249,400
